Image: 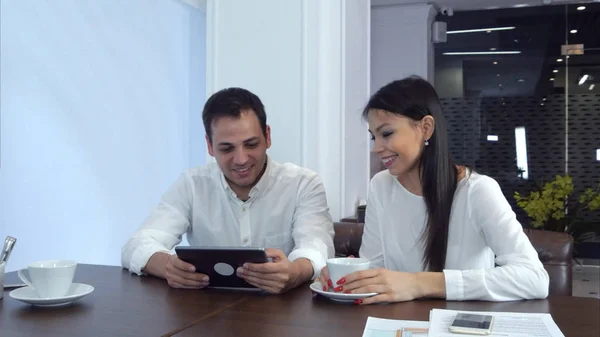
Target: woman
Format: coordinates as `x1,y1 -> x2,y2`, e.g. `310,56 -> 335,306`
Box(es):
316,76 -> 549,304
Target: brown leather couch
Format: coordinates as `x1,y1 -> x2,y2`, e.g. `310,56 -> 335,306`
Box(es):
333,221 -> 574,296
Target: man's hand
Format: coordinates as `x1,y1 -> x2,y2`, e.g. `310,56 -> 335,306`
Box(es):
164,254 -> 211,289
145,252 -> 210,289
236,248 -> 312,294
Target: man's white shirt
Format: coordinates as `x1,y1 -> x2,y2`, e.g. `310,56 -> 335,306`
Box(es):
121,156 -> 335,278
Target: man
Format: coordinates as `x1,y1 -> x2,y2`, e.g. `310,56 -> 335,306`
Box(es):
121,87 -> 334,294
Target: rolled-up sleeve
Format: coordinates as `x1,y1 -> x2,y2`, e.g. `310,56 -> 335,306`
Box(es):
287,174 -> 335,279
443,177 -> 549,301
121,172 -> 193,275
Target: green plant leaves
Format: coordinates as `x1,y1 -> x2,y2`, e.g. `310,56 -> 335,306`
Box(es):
513,174 -> 600,232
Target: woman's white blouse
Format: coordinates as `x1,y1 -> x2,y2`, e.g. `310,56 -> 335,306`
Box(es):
359,170 -> 549,301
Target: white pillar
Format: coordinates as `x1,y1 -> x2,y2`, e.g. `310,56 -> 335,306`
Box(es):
371,3 -> 437,93
205,0 -> 371,220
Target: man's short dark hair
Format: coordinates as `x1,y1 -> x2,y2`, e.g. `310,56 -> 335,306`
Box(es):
202,87 -> 267,143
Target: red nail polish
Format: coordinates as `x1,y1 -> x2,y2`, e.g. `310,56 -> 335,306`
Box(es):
323,285 -> 327,291
334,286 -> 343,292
327,279 -> 333,287
344,290 -> 351,294
337,278 -> 346,285
354,299 -> 363,305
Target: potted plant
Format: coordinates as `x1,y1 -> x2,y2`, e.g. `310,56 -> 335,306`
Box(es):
514,174 -> 600,258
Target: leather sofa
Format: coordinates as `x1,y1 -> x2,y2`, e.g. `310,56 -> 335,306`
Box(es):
333,220 -> 574,296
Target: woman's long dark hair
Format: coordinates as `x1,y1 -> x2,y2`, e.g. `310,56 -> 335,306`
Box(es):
363,76 -> 457,272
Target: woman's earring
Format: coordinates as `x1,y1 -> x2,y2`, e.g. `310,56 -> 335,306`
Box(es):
425,139 -> 429,146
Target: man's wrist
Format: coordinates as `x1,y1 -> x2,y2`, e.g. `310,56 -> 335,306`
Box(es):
143,251 -> 171,279
290,258 -> 314,287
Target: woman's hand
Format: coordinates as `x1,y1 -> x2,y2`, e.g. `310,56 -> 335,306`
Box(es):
315,266 -> 332,291
334,269 -> 445,305
314,255 -> 356,291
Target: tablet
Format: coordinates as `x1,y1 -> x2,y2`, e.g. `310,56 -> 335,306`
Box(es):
175,246 -> 269,290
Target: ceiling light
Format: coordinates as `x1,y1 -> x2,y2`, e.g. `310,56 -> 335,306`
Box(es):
518,79 -> 525,82
447,26 -> 516,34
557,58 -> 563,62
597,149 -> 600,161
550,78 -> 555,81
570,29 -> 578,34
578,74 -> 589,85
497,74 -> 501,76
442,51 -> 521,55
543,97 -> 547,101
577,6 -> 586,11
590,84 -> 595,90
494,61 -> 498,65
487,135 -> 499,142
553,69 -> 558,73
490,48 -> 497,51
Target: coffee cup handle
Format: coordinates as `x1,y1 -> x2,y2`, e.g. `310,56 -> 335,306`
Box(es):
17,269 -> 35,289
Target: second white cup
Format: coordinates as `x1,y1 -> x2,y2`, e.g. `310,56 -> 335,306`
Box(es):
326,257 -> 370,290
18,260 -> 77,298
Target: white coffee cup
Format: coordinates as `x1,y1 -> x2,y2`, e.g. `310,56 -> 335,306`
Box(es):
18,260 -> 77,298
0,261 -> 5,300
326,257 -> 370,290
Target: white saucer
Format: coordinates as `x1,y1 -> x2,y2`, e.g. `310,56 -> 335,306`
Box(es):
9,283 -> 94,307
310,281 -> 377,303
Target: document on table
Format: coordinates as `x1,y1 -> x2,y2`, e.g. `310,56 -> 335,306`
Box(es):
361,317 -> 429,337
428,309 -> 565,337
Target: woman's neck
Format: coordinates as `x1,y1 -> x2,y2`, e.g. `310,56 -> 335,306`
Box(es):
397,168 -> 423,196
397,165 -> 466,197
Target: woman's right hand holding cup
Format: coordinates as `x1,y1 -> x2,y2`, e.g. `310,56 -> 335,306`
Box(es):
316,266 -> 332,291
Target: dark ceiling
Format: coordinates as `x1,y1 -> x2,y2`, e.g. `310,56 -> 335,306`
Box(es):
435,2 -> 600,98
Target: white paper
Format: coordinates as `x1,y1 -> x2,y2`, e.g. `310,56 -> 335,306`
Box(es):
428,309 -> 565,337
362,317 -> 430,337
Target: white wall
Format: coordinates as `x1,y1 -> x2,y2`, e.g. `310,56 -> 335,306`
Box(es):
0,0 -> 206,272
206,0 -> 371,220
343,2 -> 372,220
371,4 -> 437,93
370,3 -> 437,177
206,0 -> 304,165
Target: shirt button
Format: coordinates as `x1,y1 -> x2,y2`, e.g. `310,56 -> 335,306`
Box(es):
242,207 -> 246,212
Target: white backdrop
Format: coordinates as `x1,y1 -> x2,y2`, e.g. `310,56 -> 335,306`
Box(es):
205,0 -> 371,221
0,0 -> 206,272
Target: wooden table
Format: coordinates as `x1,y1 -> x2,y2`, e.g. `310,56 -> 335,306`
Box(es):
2,264 -> 599,337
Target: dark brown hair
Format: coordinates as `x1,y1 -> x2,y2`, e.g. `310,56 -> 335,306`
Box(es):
363,76 -> 457,272
202,87 -> 267,142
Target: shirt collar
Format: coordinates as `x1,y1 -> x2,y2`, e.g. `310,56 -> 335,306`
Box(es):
219,156 -> 273,201
249,155 -> 272,198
